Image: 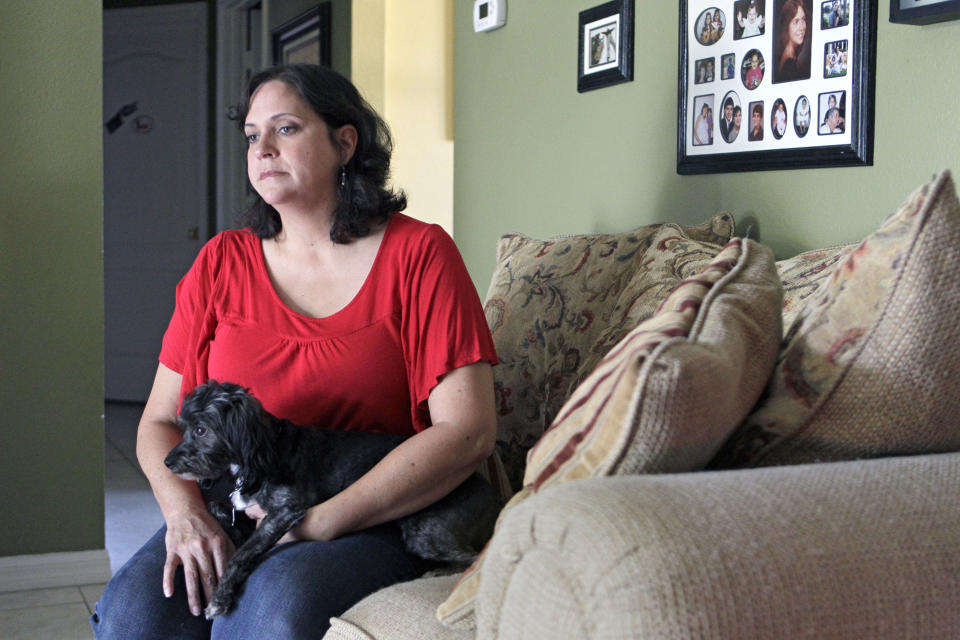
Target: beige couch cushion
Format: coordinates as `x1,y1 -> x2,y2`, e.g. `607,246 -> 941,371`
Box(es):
485,214 -> 734,489
438,237 -> 782,628
325,575 -> 470,640
476,454 -> 960,639
712,170 -> 960,467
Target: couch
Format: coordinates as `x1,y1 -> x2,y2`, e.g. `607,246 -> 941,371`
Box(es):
324,170 -> 960,639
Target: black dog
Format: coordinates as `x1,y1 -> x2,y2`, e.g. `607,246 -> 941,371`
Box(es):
163,380 -> 501,619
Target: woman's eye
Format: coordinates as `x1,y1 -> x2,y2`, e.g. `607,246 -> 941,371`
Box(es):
194,426 -> 207,437
245,133 -> 258,144
278,125 -> 297,135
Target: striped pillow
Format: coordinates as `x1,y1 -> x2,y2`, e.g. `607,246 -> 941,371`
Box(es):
437,238 -> 783,628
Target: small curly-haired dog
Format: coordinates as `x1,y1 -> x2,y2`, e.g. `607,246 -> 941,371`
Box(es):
164,380 -> 501,619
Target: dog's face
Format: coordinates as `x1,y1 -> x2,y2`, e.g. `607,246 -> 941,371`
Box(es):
164,381 -> 256,481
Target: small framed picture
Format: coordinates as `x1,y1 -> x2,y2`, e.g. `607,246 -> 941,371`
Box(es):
578,0 -> 635,92
718,90 -> 743,142
823,40 -> 848,78
740,48 -> 765,90
821,0 -> 851,28
794,94 -> 812,137
272,3 -> 332,66
692,94 -> 716,146
720,53 -> 737,79
733,0 -> 767,39
695,57 -> 716,83
890,0 -> 960,25
817,90 -> 846,135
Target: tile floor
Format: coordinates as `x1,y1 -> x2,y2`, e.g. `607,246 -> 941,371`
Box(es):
1,402 -> 164,639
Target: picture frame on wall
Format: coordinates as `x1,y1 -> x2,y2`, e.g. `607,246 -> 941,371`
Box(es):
677,0 -> 878,175
578,0 -> 635,93
890,0 -> 960,25
272,3 -> 332,66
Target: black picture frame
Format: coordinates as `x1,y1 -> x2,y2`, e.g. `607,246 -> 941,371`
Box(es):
578,0 -> 635,93
890,0 -> 960,25
272,3 -> 332,66
677,0 -> 877,175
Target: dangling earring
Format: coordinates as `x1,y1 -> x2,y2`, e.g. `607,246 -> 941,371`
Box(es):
338,165 -> 347,191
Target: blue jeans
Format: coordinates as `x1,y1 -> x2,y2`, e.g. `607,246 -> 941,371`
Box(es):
91,525 -> 426,639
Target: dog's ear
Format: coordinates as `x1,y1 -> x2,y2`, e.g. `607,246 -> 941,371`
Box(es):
225,387 -> 280,495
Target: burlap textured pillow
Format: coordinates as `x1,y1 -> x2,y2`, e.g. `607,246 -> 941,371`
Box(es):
438,238 -> 782,628
485,214 -> 734,489
712,170 -> 960,468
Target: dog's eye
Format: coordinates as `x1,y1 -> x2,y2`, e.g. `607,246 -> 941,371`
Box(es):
194,426 -> 207,437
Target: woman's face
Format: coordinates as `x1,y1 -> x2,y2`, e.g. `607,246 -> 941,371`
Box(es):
244,80 -> 354,212
734,110 -> 742,127
789,6 -> 807,47
752,110 -> 762,131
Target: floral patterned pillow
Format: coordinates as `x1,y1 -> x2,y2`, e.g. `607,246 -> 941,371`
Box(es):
776,244 -> 855,334
483,214 -> 734,489
712,170 -> 960,468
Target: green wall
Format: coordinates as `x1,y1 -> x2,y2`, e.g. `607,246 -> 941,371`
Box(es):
0,1 -> 105,556
453,1 -> 960,289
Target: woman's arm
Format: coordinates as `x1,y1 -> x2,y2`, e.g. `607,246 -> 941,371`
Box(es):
284,361 -> 497,542
137,363 -> 234,616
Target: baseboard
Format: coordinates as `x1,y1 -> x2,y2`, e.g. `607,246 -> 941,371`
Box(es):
0,549 -> 112,593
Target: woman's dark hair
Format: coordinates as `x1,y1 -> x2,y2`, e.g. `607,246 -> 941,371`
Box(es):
231,64 -> 406,243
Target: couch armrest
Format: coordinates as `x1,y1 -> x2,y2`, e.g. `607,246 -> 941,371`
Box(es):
475,452 -> 960,639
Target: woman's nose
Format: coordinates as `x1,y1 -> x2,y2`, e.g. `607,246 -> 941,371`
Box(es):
255,136 -> 277,159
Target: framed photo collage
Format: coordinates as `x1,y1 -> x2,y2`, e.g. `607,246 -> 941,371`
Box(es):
677,0 -> 877,174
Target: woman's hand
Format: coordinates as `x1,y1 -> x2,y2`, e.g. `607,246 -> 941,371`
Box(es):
242,502 -> 314,545
162,508 -> 235,616
136,364 -> 237,615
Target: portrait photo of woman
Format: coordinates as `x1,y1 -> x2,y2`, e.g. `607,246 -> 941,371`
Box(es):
773,0 -> 812,84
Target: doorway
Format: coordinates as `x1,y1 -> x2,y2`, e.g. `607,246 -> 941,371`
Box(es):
103,2 -> 212,403
102,0 -> 213,571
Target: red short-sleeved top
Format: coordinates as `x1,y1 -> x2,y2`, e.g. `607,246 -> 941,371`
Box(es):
159,213 -> 498,436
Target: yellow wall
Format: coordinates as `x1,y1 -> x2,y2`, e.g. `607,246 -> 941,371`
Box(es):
352,0 -> 454,233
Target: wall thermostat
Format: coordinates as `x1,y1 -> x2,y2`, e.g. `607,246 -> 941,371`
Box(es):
473,0 -> 506,32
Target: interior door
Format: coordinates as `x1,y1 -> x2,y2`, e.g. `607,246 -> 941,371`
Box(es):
103,3 -> 209,402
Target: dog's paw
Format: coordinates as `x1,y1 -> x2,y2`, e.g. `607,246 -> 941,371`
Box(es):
204,596 -> 231,620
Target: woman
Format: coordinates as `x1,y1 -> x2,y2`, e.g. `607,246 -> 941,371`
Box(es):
775,0 -> 811,83
699,11 -> 714,45
92,64 -> 498,639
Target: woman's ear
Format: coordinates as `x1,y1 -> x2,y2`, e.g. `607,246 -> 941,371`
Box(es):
333,124 -> 358,165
